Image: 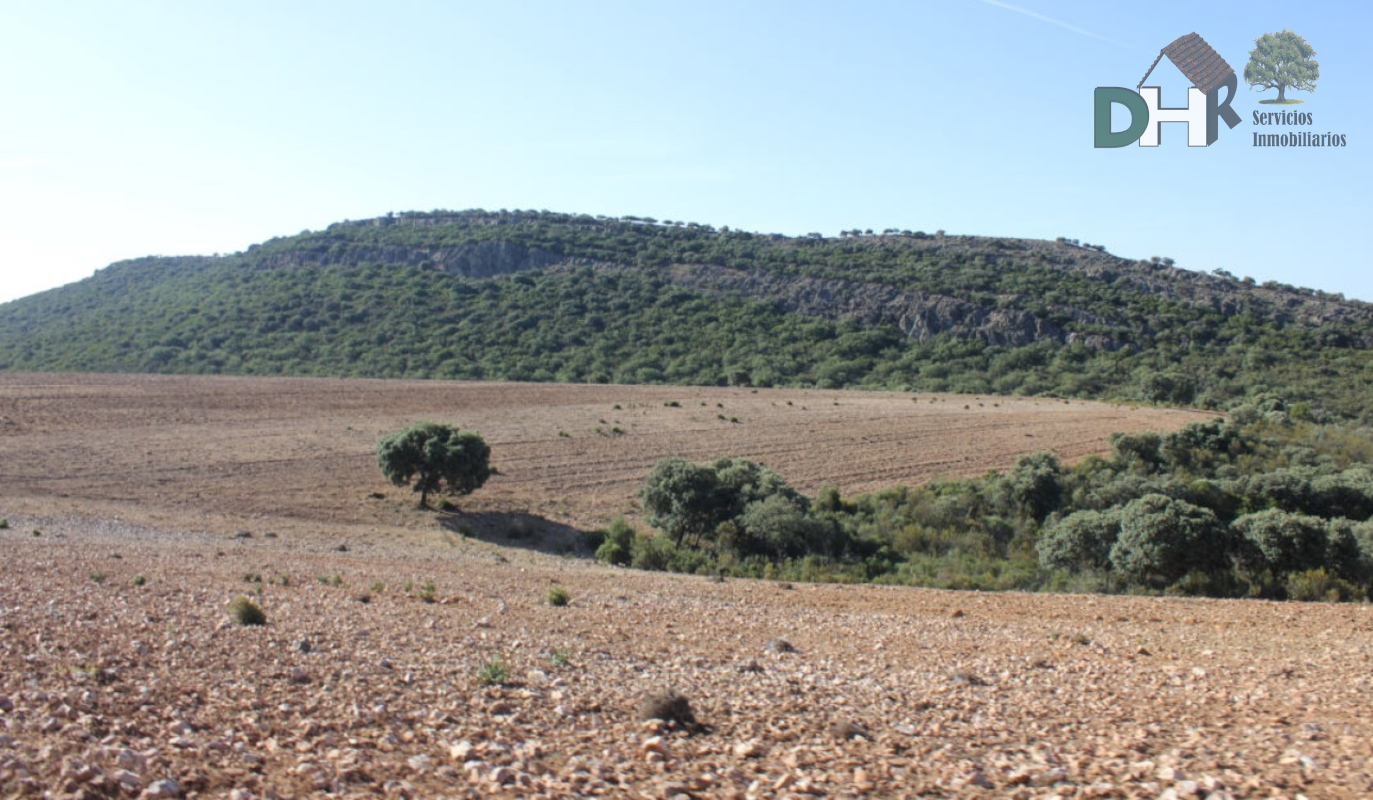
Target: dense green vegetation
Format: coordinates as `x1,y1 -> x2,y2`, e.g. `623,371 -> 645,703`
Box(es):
3,209 -> 1373,417
595,399 -> 1373,600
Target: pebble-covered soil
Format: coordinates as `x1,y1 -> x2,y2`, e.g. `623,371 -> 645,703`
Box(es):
2,515 -> 1371,799
2,373 -> 1369,798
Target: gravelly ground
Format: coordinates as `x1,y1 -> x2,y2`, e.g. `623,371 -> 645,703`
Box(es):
2,513 -> 1372,799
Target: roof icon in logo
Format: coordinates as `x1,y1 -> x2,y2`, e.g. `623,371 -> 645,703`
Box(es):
1094,32 -> 1241,148
1137,33 -> 1235,94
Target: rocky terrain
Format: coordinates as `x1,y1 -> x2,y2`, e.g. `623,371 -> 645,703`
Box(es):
3,514 -> 1371,799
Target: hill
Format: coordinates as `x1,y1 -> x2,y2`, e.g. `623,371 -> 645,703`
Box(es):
2,209 -> 1371,416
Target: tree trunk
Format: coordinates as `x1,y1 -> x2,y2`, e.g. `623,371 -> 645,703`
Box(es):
1277,85 -> 1286,102
418,487 -> 429,509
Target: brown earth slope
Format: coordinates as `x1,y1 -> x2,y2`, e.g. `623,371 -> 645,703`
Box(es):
0,373 -> 1209,533
3,374 -> 1370,799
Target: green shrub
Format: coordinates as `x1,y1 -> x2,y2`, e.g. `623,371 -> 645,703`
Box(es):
545,585 -> 570,606
629,533 -> 715,573
131,575 -> 147,587
476,659 -> 510,686
1037,508 -> 1121,571
595,516 -> 636,565
1286,568 -> 1361,602
1006,452 -> 1063,521
735,495 -> 842,559
1110,494 -> 1228,586
228,596 -> 267,626
1110,431 -> 1165,474
630,533 -> 679,571
1232,509 -> 1329,575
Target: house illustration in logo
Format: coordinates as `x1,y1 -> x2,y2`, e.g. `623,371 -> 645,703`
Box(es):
1137,33 -> 1234,98
1095,32 -> 1241,148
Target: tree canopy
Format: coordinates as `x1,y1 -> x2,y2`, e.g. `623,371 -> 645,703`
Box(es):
1244,29 -> 1319,102
376,422 -> 493,509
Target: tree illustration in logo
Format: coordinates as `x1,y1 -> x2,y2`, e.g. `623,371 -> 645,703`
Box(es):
1244,28 -> 1319,104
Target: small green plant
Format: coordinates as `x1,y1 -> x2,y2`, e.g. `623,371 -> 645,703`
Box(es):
403,579 -> 414,593
89,572 -> 106,584
476,658 -> 510,686
418,580 -> 437,603
228,596 -> 267,626
32,529 -> 41,537
594,516 -> 637,566
0,518 -> 8,529
664,401 -> 681,408
1286,568 -> 1360,602
370,580 -> 385,593
557,430 -> 571,438
330,574 -> 344,587
545,585 -> 571,606
243,573 -> 263,584
549,649 -> 571,667
316,575 -> 330,585
131,574 -> 147,587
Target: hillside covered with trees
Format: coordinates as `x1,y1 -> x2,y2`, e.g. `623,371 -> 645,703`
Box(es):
2,209 -> 1372,418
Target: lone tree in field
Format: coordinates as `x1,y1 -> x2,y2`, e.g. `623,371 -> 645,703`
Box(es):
376,422 -> 492,509
1244,29 -> 1318,103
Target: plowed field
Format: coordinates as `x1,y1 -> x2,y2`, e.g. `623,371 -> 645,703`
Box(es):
0,372 -> 1211,532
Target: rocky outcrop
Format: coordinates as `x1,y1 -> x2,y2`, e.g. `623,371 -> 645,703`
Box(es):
254,240 -> 564,278
669,264 -> 1075,348
438,240 -> 565,278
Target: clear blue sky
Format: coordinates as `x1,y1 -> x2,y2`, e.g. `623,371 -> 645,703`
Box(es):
2,1 -> 1368,304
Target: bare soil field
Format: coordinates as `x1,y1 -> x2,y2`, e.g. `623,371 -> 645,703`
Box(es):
3,373 -> 1370,799
0,373 -> 1210,533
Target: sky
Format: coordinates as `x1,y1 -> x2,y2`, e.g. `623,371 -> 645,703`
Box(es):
1,1 -> 1369,304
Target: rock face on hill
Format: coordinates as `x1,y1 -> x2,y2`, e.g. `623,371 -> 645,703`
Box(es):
670,264 -> 1076,348
255,239 -> 565,278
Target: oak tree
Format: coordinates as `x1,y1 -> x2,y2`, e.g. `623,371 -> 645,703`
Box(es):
1244,29 -> 1319,103
376,422 -> 492,509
